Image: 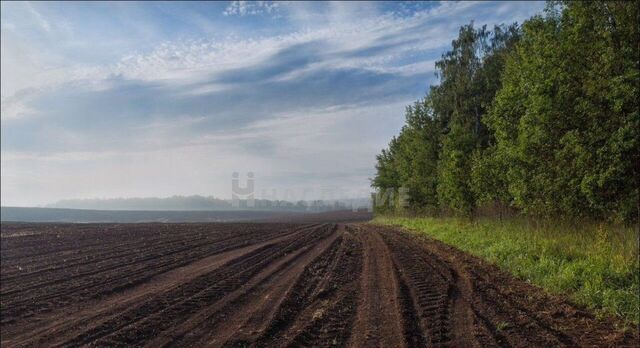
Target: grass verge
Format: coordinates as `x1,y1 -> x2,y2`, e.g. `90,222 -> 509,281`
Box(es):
373,216 -> 639,325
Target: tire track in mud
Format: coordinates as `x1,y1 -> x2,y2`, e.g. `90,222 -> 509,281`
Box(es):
50,225 -> 327,347
376,226 -> 638,348
3,227 -> 316,347
1,221 -> 637,347
0,224 -> 308,325
378,227 -> 486,347
348,225 -> 406,347
247,226 -> 363,348
158,225 -> 343,347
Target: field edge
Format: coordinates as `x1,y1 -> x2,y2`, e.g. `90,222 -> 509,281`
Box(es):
371,216 -> 640,326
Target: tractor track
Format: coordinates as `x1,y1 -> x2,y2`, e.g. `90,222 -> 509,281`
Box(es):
1,221 -> 637,347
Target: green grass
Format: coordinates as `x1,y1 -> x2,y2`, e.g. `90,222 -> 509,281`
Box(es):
374,216 -> 639,324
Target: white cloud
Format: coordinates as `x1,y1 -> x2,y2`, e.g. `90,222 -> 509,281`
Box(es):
223,1 -> 280,17
2,1 -> 543,104
0,96 -> 35,120
1,1 -> 546,205
24,2 -> 52,33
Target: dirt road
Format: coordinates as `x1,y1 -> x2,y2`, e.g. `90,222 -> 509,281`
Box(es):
1,222 -> 637,347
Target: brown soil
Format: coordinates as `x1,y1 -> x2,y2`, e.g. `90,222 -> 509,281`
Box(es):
1,221 -> 637,347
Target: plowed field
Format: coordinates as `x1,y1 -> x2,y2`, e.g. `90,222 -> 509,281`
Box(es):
1,222 -> 637,347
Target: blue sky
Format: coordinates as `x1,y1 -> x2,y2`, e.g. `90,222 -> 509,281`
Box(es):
1,1 -> 544,206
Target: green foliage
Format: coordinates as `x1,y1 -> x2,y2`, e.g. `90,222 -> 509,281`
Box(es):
399,101 -> 441,209
375,216 -> 640,324
372,98 -> 442,213
432,23 -> 519,215
470,146 -> 511,206
437,121 -> 476,213
372,23 -> 519,215
372,1 -> 639,224
487,2 -> 639,221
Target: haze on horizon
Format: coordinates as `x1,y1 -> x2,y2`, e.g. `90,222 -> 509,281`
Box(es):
1,1 -> 544,207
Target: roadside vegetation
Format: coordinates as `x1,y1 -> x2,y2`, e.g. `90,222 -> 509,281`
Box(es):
371,1 -> 639,323
375,216 -> 639,324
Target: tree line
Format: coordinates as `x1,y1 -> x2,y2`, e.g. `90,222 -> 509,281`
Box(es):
372,1 -> 639,223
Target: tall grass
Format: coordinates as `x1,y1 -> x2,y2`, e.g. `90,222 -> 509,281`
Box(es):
374,216 -> 639,324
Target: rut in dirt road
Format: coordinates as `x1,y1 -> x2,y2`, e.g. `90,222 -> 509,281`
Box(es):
1,222 -> 637,347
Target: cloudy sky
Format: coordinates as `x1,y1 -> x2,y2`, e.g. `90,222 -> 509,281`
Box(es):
1,1 -> 544,206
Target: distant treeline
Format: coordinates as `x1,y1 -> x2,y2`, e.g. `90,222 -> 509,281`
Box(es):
48,195 -> 369,212
372,2 -> 638,223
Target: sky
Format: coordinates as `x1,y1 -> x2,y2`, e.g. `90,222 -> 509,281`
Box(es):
1,1 -> 545,206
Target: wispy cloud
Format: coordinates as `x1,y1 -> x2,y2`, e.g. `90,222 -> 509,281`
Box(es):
1,1 -> 545,206
223,1 -> 281,17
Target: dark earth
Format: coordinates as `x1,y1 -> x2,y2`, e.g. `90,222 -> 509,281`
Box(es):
1,215 -> 637,347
